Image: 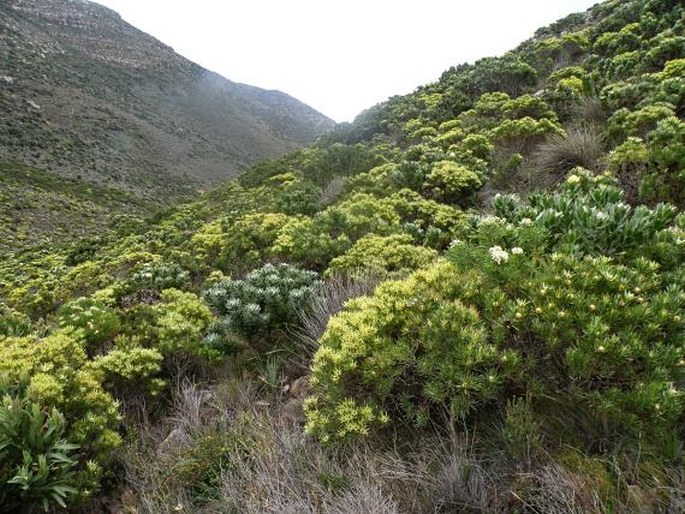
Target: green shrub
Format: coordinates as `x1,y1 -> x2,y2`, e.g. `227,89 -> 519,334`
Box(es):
423,161 -> 482,204
0,331 -> 121,500
642,116 -> 685,204
305,260 -> 517,442
129,261 -> 190,291
91,339 -> 165,399
0,305 -> 31,337
606,102 -> 675,141
273,194 -> 402,269
204,263 -> 321,341
218,212 -> 293,272
267,172 -> 320,215
306,175 -> 684,453
0,378 -> 79,511
528,169 -> 677,257
151,289 -> 214,356
326,234 -> 437,276
57,297 -> 121,349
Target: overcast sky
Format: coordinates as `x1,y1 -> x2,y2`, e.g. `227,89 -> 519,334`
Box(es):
94,0 -> 598,122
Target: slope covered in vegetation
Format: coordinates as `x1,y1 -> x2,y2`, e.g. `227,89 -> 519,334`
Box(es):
1,0 -> 684,511
0,0 -> 334,205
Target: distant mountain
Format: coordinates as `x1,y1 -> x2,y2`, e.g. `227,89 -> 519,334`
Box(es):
0,0 -> 335,199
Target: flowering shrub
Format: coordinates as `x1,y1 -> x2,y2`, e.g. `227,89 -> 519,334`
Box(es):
495,169 -> 678,259
57,297 -> 121,348
306,174 -> 684,454
129,261 -> 189,291
204,263 -> 321,340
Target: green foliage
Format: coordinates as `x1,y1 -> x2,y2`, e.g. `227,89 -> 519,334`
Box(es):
149,289 -> 214,357
423,161 -> 482,204
490,169 -> 679,261
0,331 -> 121,503
0,305 -> 32,337
0,161 -> 151,254
92,339 -> 165,397
58,297 -> 121,348
326,234 -> 437,276
606,102 -> 676,141
306,176 -> 684,452
2,0 -> 685,505
267,173 -> 320,215
272,193 -> 402,269
204,263 -> 321,341
501,396 -> 542,461
0,378 -> 79,511
129,261 -> 190,292
0,331 -> 122,453
305,260 -> 513,441
642,116 -> 685,204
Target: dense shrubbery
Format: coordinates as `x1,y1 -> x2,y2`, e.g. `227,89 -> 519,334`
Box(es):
0,331 -> 121,507
1,0 -> 684,510
1,380 -> 79,511
306,175 -> 684,454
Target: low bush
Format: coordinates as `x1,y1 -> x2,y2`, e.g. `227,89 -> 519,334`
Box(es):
306,175 -> 684,456
0,378 -> 79,511
0,331 -> 121,506
204,263 -> 322,342
326,234 -> 437,277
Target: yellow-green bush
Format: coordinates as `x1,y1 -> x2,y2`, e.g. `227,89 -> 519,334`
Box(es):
326,234 -> 437,276
306,176 -> 684,452
0,331 -> 121,502
423,161 -> 482,204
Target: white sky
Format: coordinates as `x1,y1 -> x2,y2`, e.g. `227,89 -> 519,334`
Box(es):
94,0 -> 598,122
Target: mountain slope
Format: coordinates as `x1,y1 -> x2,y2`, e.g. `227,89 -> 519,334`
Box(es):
0,0 -> 334,198
1,0 -> 684,512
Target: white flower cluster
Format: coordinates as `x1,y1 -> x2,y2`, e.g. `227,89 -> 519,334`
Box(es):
488,246 -> 509,263
488,245 -> 524,263
479,214 -> 506,226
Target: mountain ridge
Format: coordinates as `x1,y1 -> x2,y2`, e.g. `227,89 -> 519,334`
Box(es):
0,0 -> 335,198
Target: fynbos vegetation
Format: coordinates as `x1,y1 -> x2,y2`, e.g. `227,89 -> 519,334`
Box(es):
1,0 -> 684,511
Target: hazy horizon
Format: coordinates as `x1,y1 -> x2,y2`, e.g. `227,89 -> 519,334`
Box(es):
95,0 -> 598,122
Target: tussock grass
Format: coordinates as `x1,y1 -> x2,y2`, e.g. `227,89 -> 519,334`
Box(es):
533,125 -> 605,179
119,379 -> 685,514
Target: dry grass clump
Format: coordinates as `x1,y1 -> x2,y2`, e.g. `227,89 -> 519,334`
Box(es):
573,95 -> 609,127
320,176 -> 346,205
516,464 -> 606,514
119,379 -> 684,514
533,125 -> 605,179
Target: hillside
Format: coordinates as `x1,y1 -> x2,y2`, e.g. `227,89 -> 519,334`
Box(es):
0,0 -> 334,200
1,0 -> 684,512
